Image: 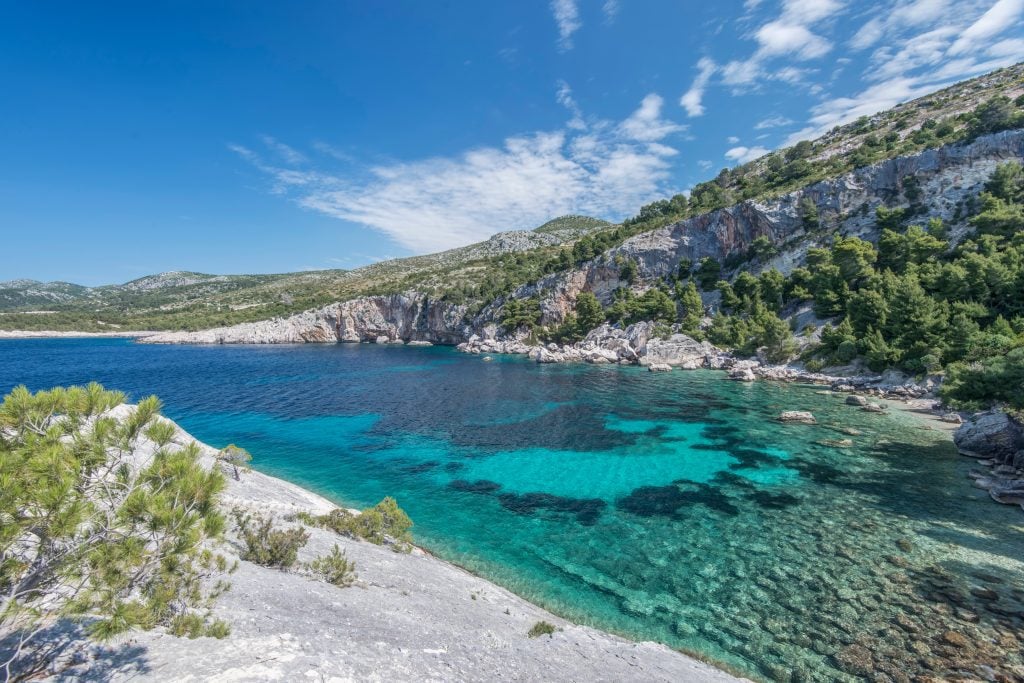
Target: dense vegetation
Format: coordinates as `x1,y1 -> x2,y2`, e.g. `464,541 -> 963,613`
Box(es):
0,385 -> 231,680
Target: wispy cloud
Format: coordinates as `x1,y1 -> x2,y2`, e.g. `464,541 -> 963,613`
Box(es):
602,0 -> 620,23
948,0 -> 1024,55
551,0 -> 581,51
556,80 -> 586,130
680,57 -> 717,117
725,145 -> 771,163
233,92 -> 686,253
755,115 -> 795,129
784,0 -> 1024,144
260,135 -> 306,165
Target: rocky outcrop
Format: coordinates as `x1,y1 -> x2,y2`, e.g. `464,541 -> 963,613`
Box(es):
959,411 -> 1024,514
141,293 -> 468,345
955,411 -> 1024,463
640,335 -> 721,369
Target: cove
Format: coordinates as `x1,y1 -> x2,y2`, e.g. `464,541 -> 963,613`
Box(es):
2,338 -> 1022,681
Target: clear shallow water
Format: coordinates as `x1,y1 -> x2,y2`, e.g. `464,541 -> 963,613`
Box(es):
2,338 -> 1023,681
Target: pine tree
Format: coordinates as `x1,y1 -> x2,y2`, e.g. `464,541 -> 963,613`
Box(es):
676,281 -> 704,336
574,292 -> 605,334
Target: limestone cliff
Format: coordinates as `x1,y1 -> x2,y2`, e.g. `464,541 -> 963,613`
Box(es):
505,129 -> 1024,326
142,293 -> 468,345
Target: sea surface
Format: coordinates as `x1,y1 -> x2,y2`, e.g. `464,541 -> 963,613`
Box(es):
2,338 -> 1022,681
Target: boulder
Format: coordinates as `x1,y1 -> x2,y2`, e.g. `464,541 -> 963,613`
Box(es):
375,335 -> 390,344
845,395 -> 869,406
779,411 -> 817,424
624,321 -> 656,352
729,367 -> 756,382
638,334 -> 715,368
861,403 -> 886,413
955,411 -> 1024,462
407,340 -> 433,347
648,364 -> 672,372
940,413 -> 963,424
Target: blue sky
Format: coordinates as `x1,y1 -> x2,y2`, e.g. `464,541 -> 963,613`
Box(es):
2,0 -> 1022,285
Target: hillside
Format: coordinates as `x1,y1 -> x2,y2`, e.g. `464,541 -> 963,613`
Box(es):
0,218 -> 606,332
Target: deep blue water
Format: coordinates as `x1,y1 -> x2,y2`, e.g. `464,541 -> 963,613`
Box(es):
2,338 -> 1022,681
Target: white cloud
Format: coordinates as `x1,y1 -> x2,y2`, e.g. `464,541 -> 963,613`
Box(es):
727,136 -> 741,144
725,145 -> 771,163
618,94 -> 686,142
556,80 -> 586,130
755,115 -> 795,129
680,57 -> 716,117
713,0 -> 843,95
756,21 -> 832,59
234,94 -> 685,253
602,0 -> 620,23
551,0 -> 581,51
949,0 -> 1024,55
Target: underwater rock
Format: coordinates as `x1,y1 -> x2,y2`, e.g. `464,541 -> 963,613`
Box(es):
845,395 -> 869,406
861,403 -> 886,413
648,363 -> 672,372
833,644 -> 874,676
728,366 -> 756,381
816,438 -> 853,448
940,630 -> 971,649
778,411 -> 816,424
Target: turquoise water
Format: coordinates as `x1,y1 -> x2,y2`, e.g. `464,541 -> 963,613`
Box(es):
2,338 -> 1023,681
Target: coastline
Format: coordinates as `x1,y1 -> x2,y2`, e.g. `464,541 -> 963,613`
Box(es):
0,330 -> 158,339
59,410 -> 746,682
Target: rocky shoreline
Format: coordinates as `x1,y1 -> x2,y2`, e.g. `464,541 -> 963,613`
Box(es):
53,408 -> 744,682
457,321 -> 939,404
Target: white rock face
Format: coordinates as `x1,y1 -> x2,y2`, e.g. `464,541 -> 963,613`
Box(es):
640,334 -> 719,368
141,292 -> 469,345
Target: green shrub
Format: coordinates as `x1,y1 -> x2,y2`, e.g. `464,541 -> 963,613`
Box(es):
233,509 -> 310,569
804,358 -> 825,372
300,498 -> 414,551
528,621 -> 558,638
835,339 -> 858,363
309,545 -> 358,587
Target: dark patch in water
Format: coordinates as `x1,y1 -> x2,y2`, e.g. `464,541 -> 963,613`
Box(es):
728,448 -> 782,468
450,405 -> 636,452
497,492 -> 606,526
449,479 -> 503,494
401,460 -> 440,474
790,460 -> 848,486
748,490 -> 802,510
443,462 -> 465,473
617,483 -> 739,518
